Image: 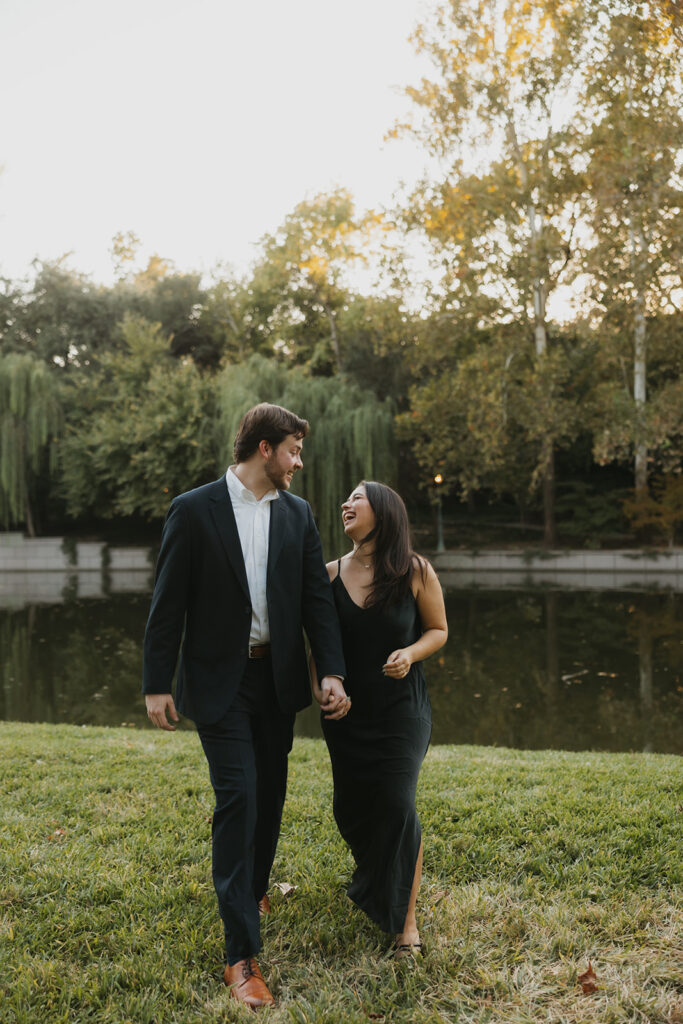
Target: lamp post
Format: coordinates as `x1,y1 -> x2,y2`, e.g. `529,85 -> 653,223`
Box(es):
434,474 -> 445,553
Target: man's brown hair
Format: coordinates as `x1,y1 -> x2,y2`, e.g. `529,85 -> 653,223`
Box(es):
233,403 -> 309,463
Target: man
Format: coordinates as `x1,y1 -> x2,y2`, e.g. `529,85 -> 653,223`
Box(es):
143,403 -> 348,1009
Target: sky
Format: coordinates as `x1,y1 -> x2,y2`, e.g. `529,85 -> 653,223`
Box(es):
0,0 -> 433,286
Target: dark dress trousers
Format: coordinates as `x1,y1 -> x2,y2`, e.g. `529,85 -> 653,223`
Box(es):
142,476 -> 345,963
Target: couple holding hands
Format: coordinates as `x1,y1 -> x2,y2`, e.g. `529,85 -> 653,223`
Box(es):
143,402 -> 448,1010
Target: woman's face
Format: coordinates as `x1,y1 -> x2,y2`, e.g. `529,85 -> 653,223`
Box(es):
341,484 -> 376,541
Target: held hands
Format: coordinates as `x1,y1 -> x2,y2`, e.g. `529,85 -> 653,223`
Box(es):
316,675 -> 352,720
145,693 -> 180,731
382,648 -> 413,679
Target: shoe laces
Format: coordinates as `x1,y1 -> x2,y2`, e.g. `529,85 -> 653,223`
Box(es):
241,958 -> 259,981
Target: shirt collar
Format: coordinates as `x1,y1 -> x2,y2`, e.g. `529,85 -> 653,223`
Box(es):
226,467 -> 279,505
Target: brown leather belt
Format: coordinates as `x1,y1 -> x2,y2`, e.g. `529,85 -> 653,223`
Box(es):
248,643 -> 271,660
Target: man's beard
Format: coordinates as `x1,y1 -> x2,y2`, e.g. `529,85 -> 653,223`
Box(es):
265,455 -> 292,490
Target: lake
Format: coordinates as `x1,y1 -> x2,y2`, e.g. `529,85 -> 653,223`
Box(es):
1,573 -> 681,754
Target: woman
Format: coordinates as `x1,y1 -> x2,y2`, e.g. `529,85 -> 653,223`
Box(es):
312,481 -> 448,956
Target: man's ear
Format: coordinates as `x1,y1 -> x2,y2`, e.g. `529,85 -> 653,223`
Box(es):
258,439 -> 272,460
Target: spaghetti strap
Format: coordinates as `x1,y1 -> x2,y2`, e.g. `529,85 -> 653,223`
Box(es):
337,558 -> 342,576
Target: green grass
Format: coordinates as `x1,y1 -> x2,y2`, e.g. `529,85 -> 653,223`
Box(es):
1,722 -> 681,1023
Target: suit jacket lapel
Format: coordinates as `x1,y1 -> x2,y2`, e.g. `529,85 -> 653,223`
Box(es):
208,478 -> 250,601
267,493 -> 286,580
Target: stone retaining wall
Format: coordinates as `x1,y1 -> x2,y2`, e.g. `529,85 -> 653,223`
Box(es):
0,533 -> 152,571
433,548 -> 683,591
433,549 -> 683,572
0,570 -> 153,608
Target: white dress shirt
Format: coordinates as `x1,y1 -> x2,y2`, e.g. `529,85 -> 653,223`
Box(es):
226,467 -> 278,645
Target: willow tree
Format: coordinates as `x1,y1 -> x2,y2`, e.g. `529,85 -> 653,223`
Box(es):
396,0 -> 590,544
0,353 -> 62,535
581,2 -> 683,498
215,355 -> 396,556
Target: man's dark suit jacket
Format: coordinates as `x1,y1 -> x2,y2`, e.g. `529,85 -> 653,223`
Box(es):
142,476 -> 345,724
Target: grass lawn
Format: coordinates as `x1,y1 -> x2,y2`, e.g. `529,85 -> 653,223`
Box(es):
1,722 -> 681,1023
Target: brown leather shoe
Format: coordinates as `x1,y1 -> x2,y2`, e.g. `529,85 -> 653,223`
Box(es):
224,957 -> 275,1009
258,894 -> 271,916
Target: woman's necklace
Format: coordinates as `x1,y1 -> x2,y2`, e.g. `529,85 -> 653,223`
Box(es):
354,551 -> 373,569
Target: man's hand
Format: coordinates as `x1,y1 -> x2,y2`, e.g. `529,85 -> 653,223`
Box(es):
145,693 -> 180,731
317,675 -> 351,720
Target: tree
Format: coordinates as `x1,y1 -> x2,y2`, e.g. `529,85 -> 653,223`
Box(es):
624,473 -> 683,546
0,248 -> 233,374
0,353 -> 62,534
336,294 -> 418,402
0,260 -> 119,369
109,230 -> 142,280
59,317 -> 217,521
113,259 -> 223,369
253,189 -> 384,374
193,272 -> 279,368
398,323 -> 582,521
581,2 -> 683,498
215,355 -> 396,556
397,0 -> 590,542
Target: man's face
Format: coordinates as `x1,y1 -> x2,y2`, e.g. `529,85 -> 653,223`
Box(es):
264,434 -> 303,490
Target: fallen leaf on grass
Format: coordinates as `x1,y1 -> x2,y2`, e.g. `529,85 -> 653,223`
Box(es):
367,1013 -> 385,1021
431,889 -> 448,903
273,882 -> 297,897
578,961 -> 598,994
48,828 -> 66,842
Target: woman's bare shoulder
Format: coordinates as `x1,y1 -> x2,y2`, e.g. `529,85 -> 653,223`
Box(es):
411,553 -> 437,593
326,559 -> 340,581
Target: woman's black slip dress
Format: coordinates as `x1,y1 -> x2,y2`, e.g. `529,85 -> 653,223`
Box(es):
321,562 -> 432,933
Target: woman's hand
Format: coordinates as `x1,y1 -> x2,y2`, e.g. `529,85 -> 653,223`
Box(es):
318,676 -> 352,720
382,648 -> 413,679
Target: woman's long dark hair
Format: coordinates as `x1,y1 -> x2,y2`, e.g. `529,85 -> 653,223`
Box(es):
358,481 -> 427,610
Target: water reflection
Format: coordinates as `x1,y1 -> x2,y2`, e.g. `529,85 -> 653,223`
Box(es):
0,596 -> 152,729
0,583 -> 681,753
425,590 -> 683,753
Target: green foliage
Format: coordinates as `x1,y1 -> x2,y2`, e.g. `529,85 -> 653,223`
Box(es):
624,474 -> 683,547
337,295 -> 417,403
0,261 -> 118,368
193,274 -> 275,367
253,189 -> 385,373
396,0 -> 597,541
59,317 -> 218,521
579,3 -> 683,491
398,333 -> 581,511
592,315 -> 683,479
400,0 -> 587,329
0,258 -> 235,372
554,481 -> 630,546
216,355 -> 396,556
0,352 -> 62,532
